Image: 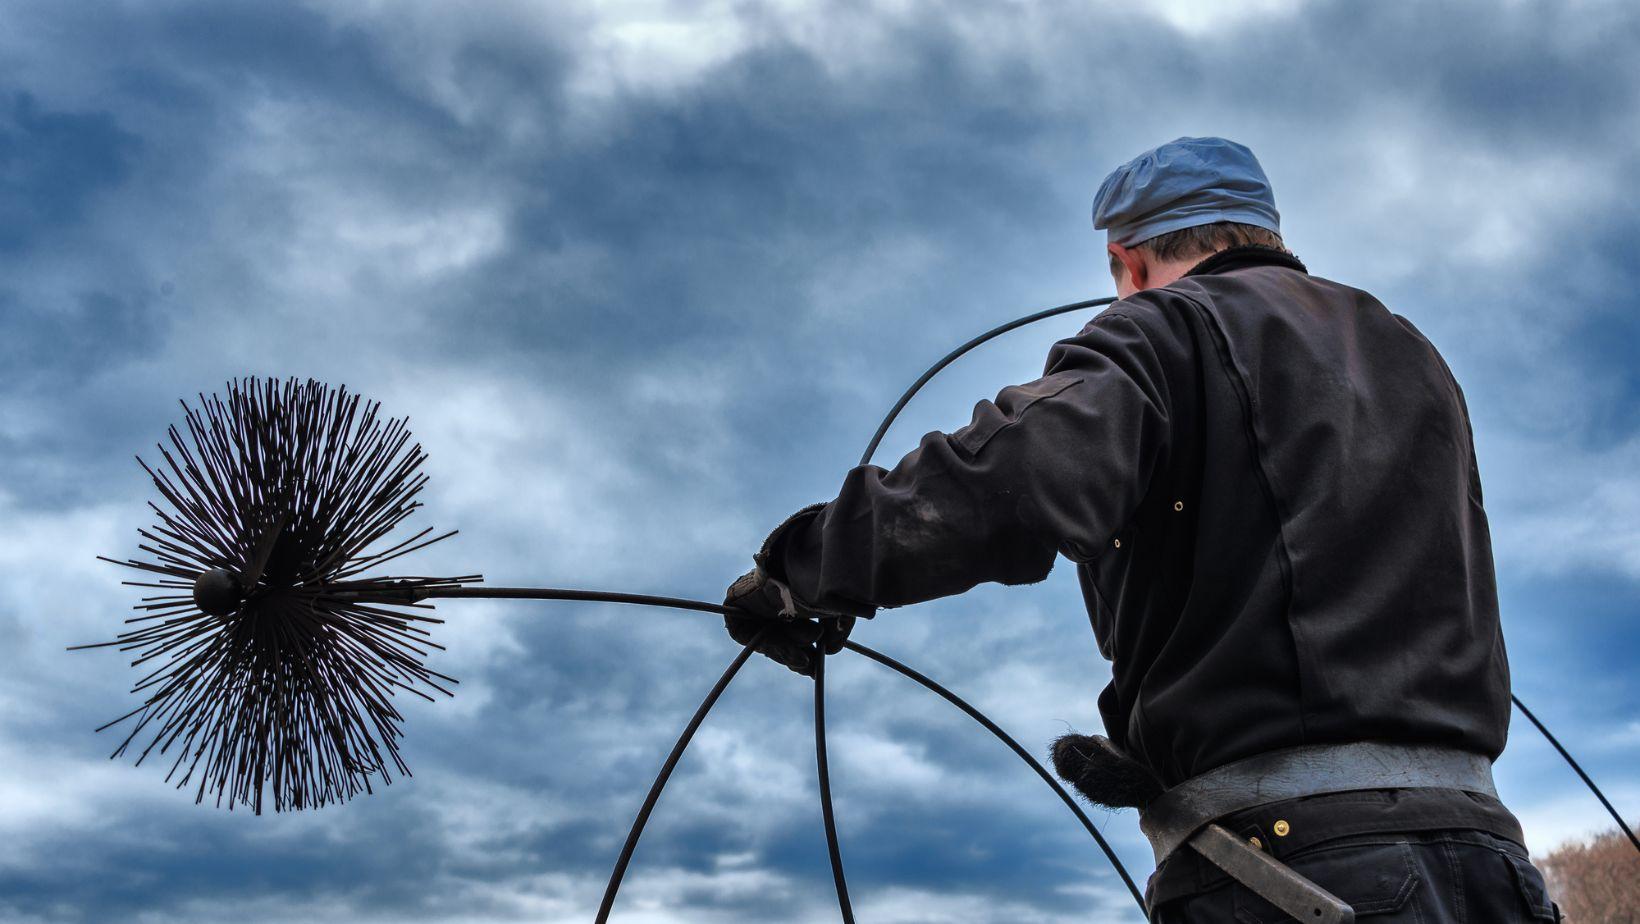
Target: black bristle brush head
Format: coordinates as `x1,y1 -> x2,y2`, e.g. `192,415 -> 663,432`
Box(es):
77,377 -> 480,813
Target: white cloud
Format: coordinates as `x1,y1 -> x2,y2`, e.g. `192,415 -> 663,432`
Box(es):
831,730 -> 947,792
1140,0 -> 1309,35
851,883 -> 1123,924
1599,720 -> 1640,750
1509,786 -> 1639,857
1483,429 -> 1640,580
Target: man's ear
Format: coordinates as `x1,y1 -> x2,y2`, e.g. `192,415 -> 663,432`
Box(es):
1108,242 -> 1148,291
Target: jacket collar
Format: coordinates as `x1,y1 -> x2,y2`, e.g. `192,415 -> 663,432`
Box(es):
1184,244 -> 1307,278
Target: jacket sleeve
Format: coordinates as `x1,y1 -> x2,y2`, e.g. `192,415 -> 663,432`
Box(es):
767,310 -> 1171,612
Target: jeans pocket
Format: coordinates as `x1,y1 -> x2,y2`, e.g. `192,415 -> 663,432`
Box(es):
1232,841 -> 1420,923
1500,851 -> 1559,922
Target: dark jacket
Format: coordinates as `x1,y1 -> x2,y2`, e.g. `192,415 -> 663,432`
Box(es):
770,246 -> 1512,788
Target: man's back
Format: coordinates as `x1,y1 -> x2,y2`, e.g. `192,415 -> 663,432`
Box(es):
1091,245 -> 1511,785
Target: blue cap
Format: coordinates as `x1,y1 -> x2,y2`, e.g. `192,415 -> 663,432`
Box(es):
1092,136 -> 1280,246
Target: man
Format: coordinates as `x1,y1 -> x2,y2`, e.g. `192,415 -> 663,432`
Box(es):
723,137 -> 1560,921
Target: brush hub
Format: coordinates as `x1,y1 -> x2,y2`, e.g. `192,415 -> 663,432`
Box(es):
193,567 -> 246,616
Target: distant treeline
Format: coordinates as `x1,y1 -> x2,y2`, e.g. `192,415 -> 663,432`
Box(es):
1539,827 -> 1639,923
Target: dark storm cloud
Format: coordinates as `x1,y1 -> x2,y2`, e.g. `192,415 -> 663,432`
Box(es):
1,290 -> 163,385
1539,202 -> 1640,448
0,93 -> 140,253
380,0 -> 1640,464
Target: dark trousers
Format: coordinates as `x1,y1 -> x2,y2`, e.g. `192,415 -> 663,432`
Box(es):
1151,830 -> 1561,923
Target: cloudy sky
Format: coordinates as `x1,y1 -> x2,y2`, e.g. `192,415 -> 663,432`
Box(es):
2,0 -> 1637,921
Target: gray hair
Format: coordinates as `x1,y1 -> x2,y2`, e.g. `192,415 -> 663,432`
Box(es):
1109,221 -> 1288,275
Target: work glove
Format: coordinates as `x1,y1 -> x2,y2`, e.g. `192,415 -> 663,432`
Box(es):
1050,733 -> 1164,809
722,567 -> 855,677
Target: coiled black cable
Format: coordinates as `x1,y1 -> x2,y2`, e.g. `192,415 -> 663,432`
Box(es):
809,295 -> 1136,919
813,289 -> 1640,919
489,291 -> 1635,922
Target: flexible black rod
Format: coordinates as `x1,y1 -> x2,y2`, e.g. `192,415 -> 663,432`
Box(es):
1511,694 -> 1640,854
843,640 -> 1148,912
814,656 -> 855,922
859,297 -> 1117,466
417,586 -> 734,616
594,631 -> 765,924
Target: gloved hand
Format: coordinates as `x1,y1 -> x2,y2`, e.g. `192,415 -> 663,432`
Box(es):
723,567 -> 855,676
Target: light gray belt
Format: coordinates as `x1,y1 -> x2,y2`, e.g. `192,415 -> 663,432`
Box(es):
1136,742 -> 1496,924
1140,741 -> 1498,865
